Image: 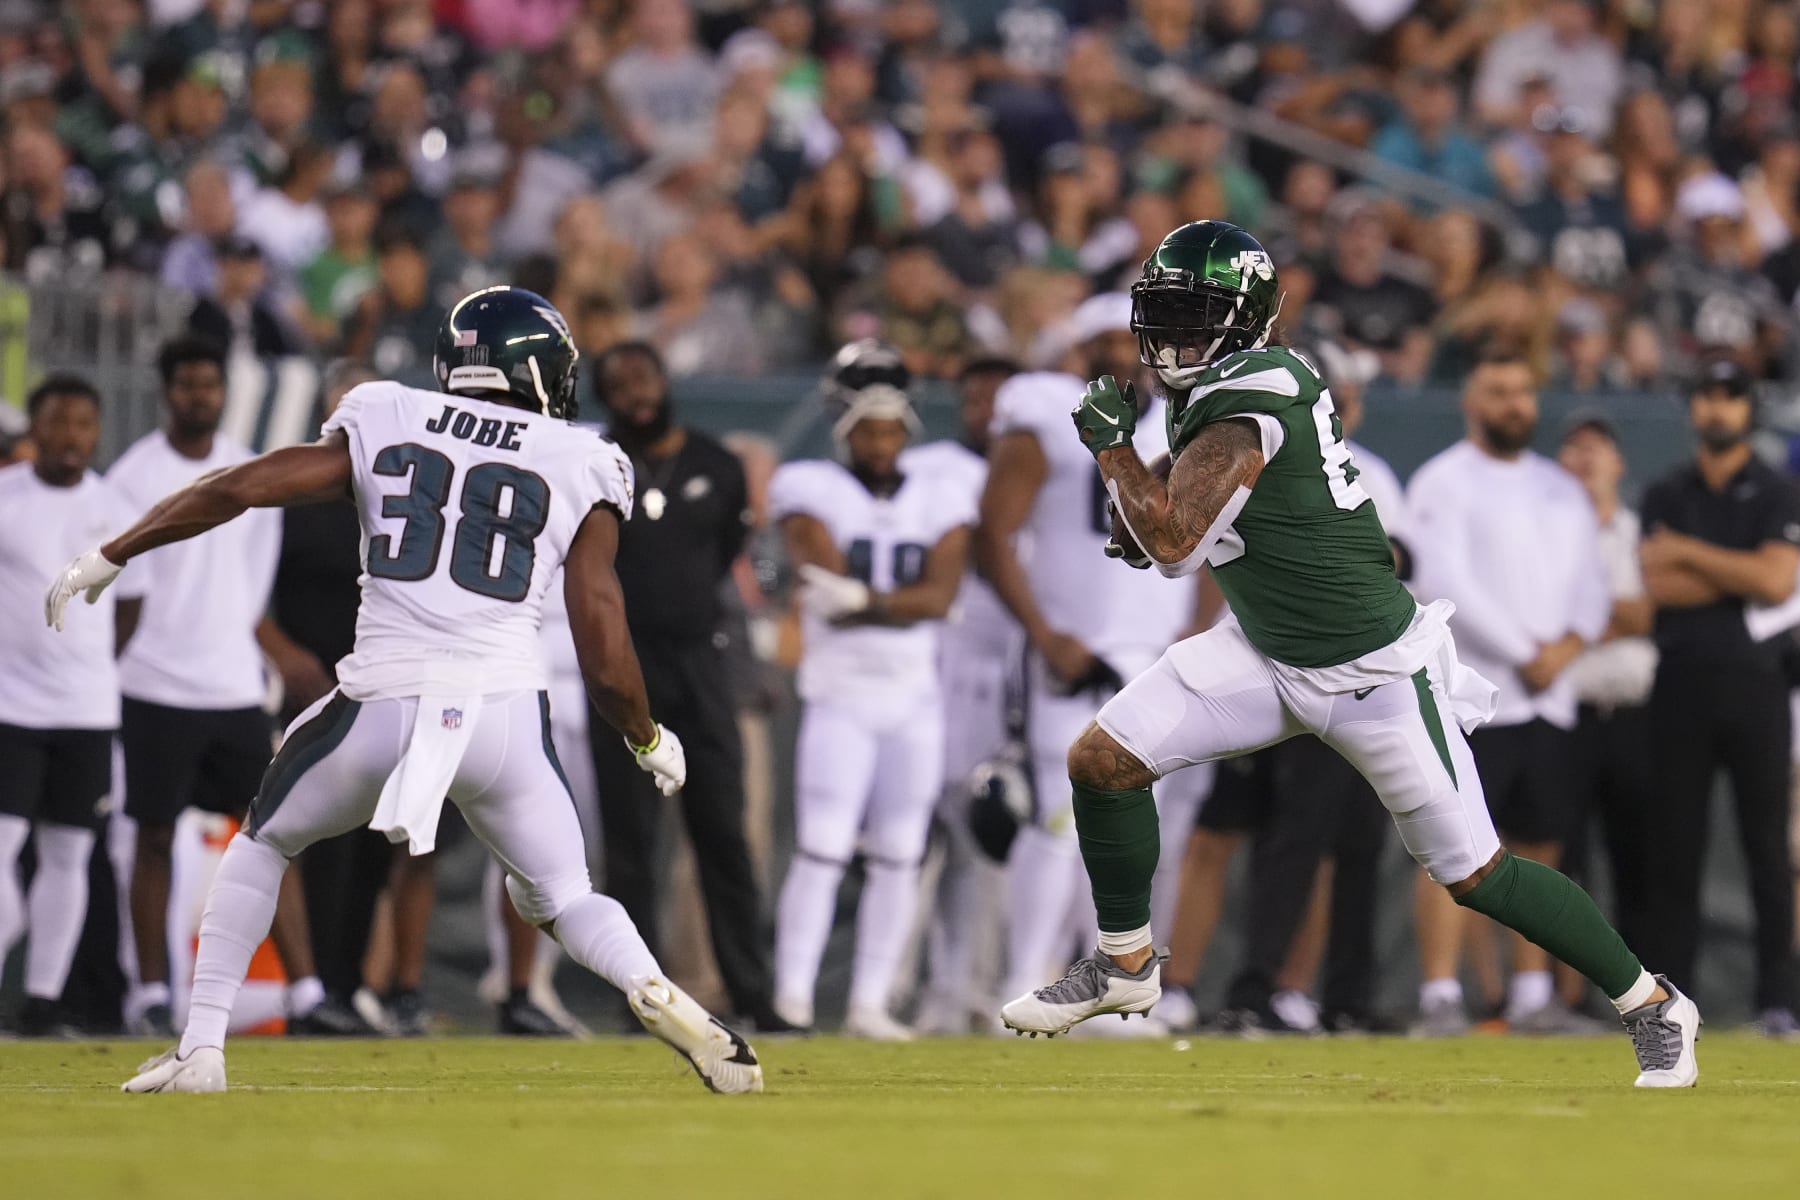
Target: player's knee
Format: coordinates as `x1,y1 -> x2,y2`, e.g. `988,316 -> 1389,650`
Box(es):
1446,848 -> 1510,903
505,871 -> 591,926
1066,723 -> 1155,791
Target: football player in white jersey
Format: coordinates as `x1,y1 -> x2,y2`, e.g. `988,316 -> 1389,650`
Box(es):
899,357 -> 1021,1034
975,295 -> 1199,1014
770,342 -> 975,1039
47,287 -> 761,1095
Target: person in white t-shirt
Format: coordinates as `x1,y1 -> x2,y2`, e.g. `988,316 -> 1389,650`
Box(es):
48,287 -> 758,1095
0,376 -> 123,1036
1408,350 -> 1611,1035
105,336 -> 337,1039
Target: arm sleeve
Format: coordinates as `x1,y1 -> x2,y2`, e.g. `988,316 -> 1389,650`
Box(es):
320,382 -> 377,440
990,376 -> 1062,441
768,462 -> 823,523
1405,464 -> 1540,665
1636,479 -> 1672,532
1178,367 -> 1300,463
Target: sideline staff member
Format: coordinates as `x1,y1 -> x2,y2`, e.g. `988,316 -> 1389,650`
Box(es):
587,341 -> 790,1032
1640,358 -> 1800,1033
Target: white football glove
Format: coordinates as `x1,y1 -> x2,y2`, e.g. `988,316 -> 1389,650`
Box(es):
44,549 -> 123,632
628,724 -> 687,797
797,563 -> 871,621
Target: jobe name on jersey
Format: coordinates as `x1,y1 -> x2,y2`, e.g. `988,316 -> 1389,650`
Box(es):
323,381 -> 634,700
770,459 -> 974,712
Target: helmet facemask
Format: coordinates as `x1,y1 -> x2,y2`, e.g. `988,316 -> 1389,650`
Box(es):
1132,284 -> 1282,388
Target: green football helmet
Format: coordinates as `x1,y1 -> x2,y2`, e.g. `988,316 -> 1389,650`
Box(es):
434,286 -> 580,419
1130,221 -> 1282,387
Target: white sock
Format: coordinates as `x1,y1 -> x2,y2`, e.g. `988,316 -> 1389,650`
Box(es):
1420,977 -> 1463,1010
132,980 -> 172,1014
774,855 -> 845,1008
1003,827 -> 1082,998
0,815 -> 28,966
23,824 -> 94,1000
286,975 -> 326,1017
179,836 -> 287,1056
849,860 -> 920,1012
1097,923 -> 1152,958
1611,968 -> 1659,1014
1507,969 -> 1554,1017
548,892 -> 658,991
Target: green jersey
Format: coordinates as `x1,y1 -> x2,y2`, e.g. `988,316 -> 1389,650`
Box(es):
1166,345 -> 1414,668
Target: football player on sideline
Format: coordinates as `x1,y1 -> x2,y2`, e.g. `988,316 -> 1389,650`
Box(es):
999,221 -> 1701,1089
46,287 -> 761,1095
769,343 -> 973,1039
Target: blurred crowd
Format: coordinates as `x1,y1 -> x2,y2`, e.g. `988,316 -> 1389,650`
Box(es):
5,0 -> 1800,403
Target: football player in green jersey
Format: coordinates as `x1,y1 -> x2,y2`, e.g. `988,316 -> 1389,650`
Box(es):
999,221 -> 1701,1088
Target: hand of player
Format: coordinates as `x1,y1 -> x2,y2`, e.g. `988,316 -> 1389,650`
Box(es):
629,723 -> 687,796
272,645 -> 334,710
1519,634 -> 1582,693
1037,630 -> 1098,687
796,563 -> 871,621
1071,375 -> 1138,458
1103,500 -> 1153,569
44,548 -> 123,631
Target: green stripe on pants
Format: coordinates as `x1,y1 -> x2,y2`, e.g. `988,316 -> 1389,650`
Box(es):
1410,667 -> 1456,787
245,692 -> 362,838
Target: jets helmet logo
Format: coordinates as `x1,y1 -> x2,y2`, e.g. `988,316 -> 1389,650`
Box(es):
1229,249 -> 1274,282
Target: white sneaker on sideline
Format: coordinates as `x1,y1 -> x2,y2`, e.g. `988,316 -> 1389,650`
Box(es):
1155,987 -> 1198,1032
1000,948 -> 1167,1038
772,994 -> 814,1031
628,976 -> 763,1095
845,1005 -> 916,1041
122,1046 -> 226,1094
1625,975 -> 1701,1089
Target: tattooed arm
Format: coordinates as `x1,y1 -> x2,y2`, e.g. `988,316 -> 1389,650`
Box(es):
1095,417 -> 1264,578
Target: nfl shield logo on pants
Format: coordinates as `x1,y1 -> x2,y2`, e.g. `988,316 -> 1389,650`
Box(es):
441,708 -> 463,730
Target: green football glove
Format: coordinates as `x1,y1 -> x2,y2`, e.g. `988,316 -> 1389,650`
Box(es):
1071,375 -> 1137,457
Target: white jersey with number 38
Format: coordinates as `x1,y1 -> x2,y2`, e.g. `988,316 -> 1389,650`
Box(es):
771,459 -> 975,712
323,381 -> 635,700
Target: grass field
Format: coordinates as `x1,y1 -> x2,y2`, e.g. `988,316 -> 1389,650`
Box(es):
3,1034 -> 1797,1199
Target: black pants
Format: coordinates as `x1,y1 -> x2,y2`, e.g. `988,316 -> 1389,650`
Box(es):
298,828 -> 391,1001
1563,702 -> 1655,958
1646,658 -> 1795,1011
588,637 -> 772,1015
1223,735 -> 1388,1019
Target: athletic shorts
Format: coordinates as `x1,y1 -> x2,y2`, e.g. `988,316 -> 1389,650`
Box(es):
120,698 -> 272,826
1467,718 -> 1576,845
0,722 -> 114,830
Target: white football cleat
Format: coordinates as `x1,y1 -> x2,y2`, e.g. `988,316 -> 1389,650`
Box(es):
1001,948 -> 1167,1038
844,1005 -> 916,1042
1625,975 -> 1701,1088
772,994 -> 815,1032
121,1046 -> 227,1094
629,976 -> 763,1095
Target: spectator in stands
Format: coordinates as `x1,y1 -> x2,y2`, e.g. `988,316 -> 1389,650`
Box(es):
801,45 -> 909,175
1640,359 -> 1800,1037
551,195 -> 636,309
770,151 -> 889,342
238,142 -> 333,288
1474,0 -> 1623,136
341,223 -> 439,387
1020,142 -> 1138,281
851,235 -> 974,379
2,122 -> 108,279
1655,173 -> 1782,370
107,51 -> 232,252
1516,107 -> 1633,295
926,129 -> 1024,292
1261,158 -> 1338,268
1548,298 -> 1617,394
692,200 -> 817,371
427,159 -> 509,312
1148,111 -> 1269,231
606,0 -> 719,152
709,84 -> 803,225
1408,347 -> 1611,1036
1310,199 -> 1434,384
633,232 -> 762,378
239,54 -> 318,188
1372,67 -> 1493,202
297,184 -> 380,347
187,236 -> 301,361
1557,412 -> 1657,969
158,160 -> 237,297
1115,0 -> 1209,78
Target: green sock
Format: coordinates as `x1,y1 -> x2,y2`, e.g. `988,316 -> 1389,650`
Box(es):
1453,850 -> 1643,999
1071,781 -> 1160,934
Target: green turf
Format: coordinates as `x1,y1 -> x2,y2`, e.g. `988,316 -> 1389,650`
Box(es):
3,1034 -> 1797,1199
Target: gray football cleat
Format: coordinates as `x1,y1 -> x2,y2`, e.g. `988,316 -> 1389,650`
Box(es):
1623,975 -> 1700,1088
1409,994 -> 1470,1039
1000,948 -> 1167,1037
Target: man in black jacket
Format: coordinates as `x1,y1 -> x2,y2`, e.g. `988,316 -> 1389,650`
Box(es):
587,341 -> 789,1031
